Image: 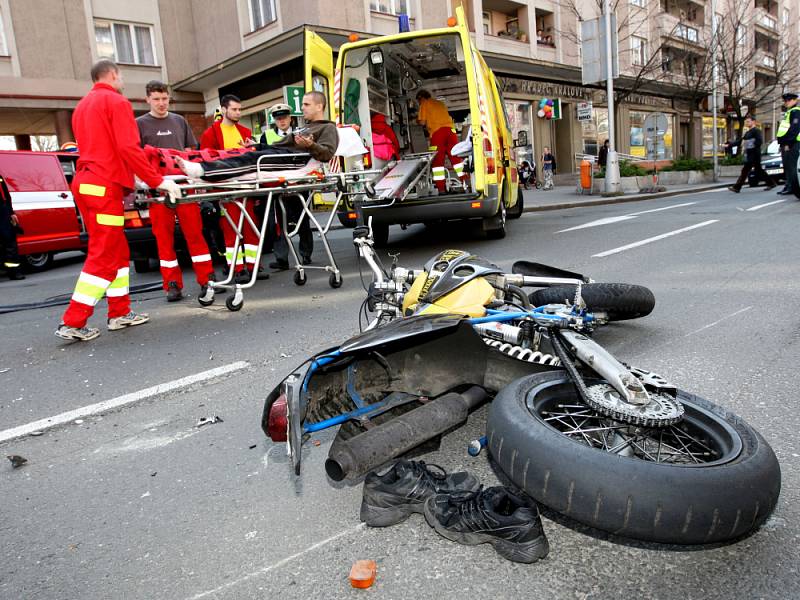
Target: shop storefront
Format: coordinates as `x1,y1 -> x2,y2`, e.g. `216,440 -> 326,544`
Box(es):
629,110 -> 674,160
702,116 -> 726,157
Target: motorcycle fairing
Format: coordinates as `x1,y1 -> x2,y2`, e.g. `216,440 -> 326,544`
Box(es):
511,260 -> 590,283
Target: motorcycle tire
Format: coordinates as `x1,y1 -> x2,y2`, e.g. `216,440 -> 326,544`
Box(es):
529,283 -> 655,321
487,371 -> 781,545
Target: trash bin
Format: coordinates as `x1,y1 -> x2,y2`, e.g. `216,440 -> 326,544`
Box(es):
580,159 -> 593,194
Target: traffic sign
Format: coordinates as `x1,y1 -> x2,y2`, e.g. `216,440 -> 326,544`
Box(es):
283,86 -> 304,116
577,102 -> 593,122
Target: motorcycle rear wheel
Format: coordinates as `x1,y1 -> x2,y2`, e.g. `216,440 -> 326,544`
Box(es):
487,371 -> 781,545
529,282 -> 655,321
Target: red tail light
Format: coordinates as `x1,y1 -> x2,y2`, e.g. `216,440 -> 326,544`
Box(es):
267,394 -> 288,442
483,138 -> 495,174
363,147 -> 372,169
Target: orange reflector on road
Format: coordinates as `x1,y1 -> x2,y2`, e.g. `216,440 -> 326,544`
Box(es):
471,201 -> 481,208
349,560 -> 377,589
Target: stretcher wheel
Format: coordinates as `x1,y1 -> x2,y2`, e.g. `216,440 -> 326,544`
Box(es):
226,294 -> 244,311
294,271 -> 307,286
198,296 -> 214,307
329,273 -> 342,288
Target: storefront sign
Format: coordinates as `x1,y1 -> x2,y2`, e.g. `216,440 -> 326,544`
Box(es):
498,78 -> 592,101
577,102 -> 593,121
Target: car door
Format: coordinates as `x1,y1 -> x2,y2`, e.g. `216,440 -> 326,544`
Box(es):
0,151 -> 82,255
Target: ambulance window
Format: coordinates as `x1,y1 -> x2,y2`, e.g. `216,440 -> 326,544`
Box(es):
312,72 -> 330,120
0,154 -> 67,192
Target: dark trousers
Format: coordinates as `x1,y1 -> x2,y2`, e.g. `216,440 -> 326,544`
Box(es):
733,161 -> 777,191
274,197 -> 313,262
0,205 -> 21,271
200,147 -> 309,182
781,144 -> 800,197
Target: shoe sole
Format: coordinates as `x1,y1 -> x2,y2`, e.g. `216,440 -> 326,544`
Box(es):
108,317 -> 150,331
359,499 -> 424,527
423,501 -> 549,564
55,331 -> 100,341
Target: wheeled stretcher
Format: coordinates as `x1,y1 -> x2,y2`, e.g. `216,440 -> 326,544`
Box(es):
142,151 -> 381,311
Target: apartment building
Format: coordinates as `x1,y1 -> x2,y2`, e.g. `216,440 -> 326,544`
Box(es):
1,0 -> 798,170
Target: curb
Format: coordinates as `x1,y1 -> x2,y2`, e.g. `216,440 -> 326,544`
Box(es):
521,183 -> 729,213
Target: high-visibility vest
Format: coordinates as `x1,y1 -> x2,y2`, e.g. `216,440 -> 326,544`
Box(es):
265,128 -> 291,145
777,106 -> 800,139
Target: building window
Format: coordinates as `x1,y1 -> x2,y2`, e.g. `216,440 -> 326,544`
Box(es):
250,0 -> 277,31
482,11 -> 490,34
95,21 -> 157,66
631,36 -> 647,66
736,24 -> 746,47
370,0 -> 410,16
0,7 -> 8,56
782,9 -> 789,27
630,0 -> 645,7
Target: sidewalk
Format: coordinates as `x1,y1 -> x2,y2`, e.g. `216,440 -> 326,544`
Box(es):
520,178 -> 734,212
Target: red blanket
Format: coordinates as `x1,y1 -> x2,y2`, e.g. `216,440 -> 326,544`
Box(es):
143,145 -> 253,176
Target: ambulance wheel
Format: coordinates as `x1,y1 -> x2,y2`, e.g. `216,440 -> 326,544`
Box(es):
508,187 -> 524,220
485,200 -> 506,240
329,272 -> 343,288
225,294 -> 243,311
294,270 -> 307,286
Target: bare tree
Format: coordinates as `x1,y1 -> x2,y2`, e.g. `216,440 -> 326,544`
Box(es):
715,0 -> 800,139
30,135 -> 59,152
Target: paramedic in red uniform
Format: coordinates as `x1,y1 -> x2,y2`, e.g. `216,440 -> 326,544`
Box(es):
416,90 -> 466,192
198,94 -> 266,283
137,80 -> 215,304
55,59 -> 181,342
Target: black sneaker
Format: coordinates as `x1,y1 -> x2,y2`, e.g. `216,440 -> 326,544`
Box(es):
423,486 -> 549,564
301,255 -> 312,266
234,270 -> 252,284
269,260 -> 289,271
166,281 -> 183,302
360,460 -> 479,527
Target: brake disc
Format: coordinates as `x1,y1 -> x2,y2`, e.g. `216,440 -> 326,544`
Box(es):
585,383 -> 684,427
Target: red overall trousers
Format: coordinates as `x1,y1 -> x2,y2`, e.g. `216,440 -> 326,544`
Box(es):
62,174 -> 130,327
150,202 -> 213,289
430,127 -> 466,192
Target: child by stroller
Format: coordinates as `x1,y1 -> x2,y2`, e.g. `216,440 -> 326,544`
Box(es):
518,160 -> 539,190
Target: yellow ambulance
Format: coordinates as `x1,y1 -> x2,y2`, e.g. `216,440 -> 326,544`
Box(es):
304,6 -> 521,244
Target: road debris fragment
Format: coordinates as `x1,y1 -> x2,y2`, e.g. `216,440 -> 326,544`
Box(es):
349,560 -> 377,589
7,455 -> 28,469
196,415 -> 223,428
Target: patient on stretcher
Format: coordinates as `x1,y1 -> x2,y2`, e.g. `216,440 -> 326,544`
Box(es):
176,118 -> 337,182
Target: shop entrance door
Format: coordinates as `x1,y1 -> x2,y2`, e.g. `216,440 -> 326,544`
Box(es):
554,105 -> 573,173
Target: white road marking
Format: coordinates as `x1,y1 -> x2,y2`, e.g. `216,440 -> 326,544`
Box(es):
557,202 -> 698,232
186,523 -> 367,599
629,201 -> 697,215
558,215 -> 636,232
592,220 -> 719,257
746,199 -> 787,211
684,306 -> 753,337
0,361 -> 250,444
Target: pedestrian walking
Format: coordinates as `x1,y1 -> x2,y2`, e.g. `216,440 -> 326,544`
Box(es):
137,80 -> 215,303
542,147 -> 556,190
55,59 -> 181,342
776,92 -> 800,198
0,173 -> 24,280
598,139 -> 609,169
726,115 -> 777,193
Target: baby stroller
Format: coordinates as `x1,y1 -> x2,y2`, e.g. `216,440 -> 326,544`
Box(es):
518,160 -> 541,190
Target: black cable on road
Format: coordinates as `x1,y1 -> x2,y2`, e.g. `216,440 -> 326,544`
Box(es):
0,282 -> 163,315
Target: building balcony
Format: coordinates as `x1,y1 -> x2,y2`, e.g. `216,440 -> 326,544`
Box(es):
480,33 -> 532,58
754,49 -> 777,72
754,8 -> 778,35
659,12 -> 705,47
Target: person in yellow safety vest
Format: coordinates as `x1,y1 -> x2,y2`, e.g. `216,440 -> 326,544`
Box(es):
416,90 -> 466,193
776,92 -> 800,198
258,103 -> 313,269
259,103 -> 295,146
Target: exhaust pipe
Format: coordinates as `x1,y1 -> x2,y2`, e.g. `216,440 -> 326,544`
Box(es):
324,386 -> 488,481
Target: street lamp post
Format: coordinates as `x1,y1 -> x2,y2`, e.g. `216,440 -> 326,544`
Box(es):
711,0 -> 719,182
603,0 -> 621,195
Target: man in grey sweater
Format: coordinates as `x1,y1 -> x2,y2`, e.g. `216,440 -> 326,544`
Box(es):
176,91 -> 337,182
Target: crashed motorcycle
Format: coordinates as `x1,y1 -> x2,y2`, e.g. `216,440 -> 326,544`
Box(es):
261,226 -> 781,545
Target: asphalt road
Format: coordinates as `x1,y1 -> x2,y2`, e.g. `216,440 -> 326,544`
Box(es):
1,186 -> 799,599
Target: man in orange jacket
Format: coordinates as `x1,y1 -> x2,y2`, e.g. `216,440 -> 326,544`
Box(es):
198,94 -> 266,282
56,59 -> 181,342
416,90 -> 465,192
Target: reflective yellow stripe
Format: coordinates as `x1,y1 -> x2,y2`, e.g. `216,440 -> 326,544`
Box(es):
75,280 -> 107,299
79,183 -> 106,197
428,146 -> 438,151
97,213 -> 124,226
108,274 -> 129,289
